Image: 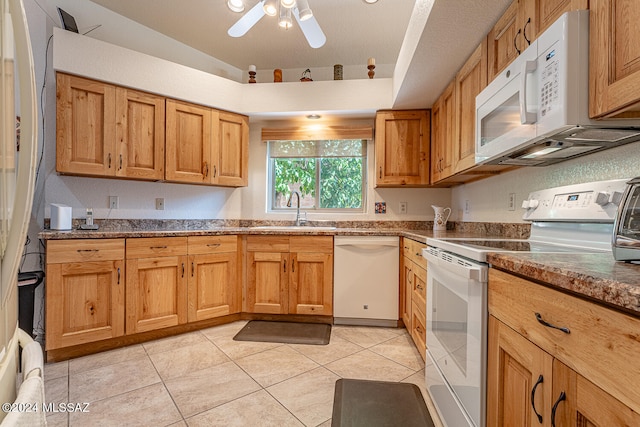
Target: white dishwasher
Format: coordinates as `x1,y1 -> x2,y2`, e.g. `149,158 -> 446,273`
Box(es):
333,236 -> 399,326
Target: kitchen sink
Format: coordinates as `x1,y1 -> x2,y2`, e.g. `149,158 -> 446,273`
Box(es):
248,226 -> 336,231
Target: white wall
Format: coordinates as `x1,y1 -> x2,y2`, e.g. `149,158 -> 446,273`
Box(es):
451,142 -> 640,223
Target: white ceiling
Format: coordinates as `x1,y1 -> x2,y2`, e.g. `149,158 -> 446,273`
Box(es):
88,0 -> 512,109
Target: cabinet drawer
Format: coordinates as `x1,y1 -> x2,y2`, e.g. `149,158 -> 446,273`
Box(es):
246,236 -> 289,252
411,300 -> 426,360
47,239 -> 124,264
489,269 -> 640,414
126,237 -> 188,259
290,236 -> 333,253
406,238 -> 427,267
412,262 -> 426,313
188,235 -> 238,254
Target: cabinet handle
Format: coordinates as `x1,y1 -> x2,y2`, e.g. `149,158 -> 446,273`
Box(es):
551,391 -> 566,427
204,162 -> 209,178
108,153 -> 112,169
150,245 -> 168,250
292,260 -> 295,273
535,312 -> 570,334
119,154 -> 123,170
531,375 -> 544,424
77,249 -> 99,253
416,325 -> 423,334
213,165 -> 217,178
514,28 -> 522,54
182,263 -> 185,278
416,284 -> 423,291
379,167 -> 382,179
117,267 -> 121,285
523,17 -> 531,46
191,262 -> 195,277
207,243 -> 221,248
283,259 -> 287,273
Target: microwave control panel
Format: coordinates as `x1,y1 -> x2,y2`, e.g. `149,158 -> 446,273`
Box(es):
539,48 -> 560,118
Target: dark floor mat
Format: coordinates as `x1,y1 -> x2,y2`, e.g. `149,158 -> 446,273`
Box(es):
233,320 -> 331,345
332,379 -> 435,427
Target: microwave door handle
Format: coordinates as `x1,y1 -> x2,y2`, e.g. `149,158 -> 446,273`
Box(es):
520,59 -> 538,124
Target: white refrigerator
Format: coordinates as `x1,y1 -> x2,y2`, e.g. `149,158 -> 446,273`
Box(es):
0,0 -> 38,420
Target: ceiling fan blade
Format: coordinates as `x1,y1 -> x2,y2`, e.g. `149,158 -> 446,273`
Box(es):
293,8 -> 326,48
228,1 -> 266,37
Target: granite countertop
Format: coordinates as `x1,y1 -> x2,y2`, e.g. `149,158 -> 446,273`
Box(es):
487,252 -> 640,317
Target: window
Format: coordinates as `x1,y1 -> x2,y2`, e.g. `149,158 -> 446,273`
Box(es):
268,140 -> 367,211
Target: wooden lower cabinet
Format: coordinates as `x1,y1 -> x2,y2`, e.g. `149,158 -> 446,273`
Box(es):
246,236 -> 333,316
187,236 -> 241,322
45,239 -> 125,351
125,237 -> 189,334
400,237 -> 427,360
488,269 -> 640,426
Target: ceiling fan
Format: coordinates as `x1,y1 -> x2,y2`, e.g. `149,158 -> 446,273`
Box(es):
228,0 -> 326,48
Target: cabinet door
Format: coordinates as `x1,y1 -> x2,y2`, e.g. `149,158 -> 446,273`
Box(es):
246,251 -> 289,314
165,99 -> 212,184
400,255 -> 413,328
410,301 -> 426,361
375,110 -> 430,187
115,87 -> 165,180
487,315 -> 554,427
590,0 -> 640,118
188,252 -> 239,322
411,262 -> 426,313
454,41 -> 487,173
289,251 -> 333,315
430,82 -> 455,183
56,73 -> 116,176
126,255 -> 188,334
212,111 -> 249,187
536,0 -> 588,34
46,260 -> 124,350
487,1 -> 521,82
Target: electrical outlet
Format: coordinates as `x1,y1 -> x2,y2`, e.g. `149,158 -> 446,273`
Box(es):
508,193 -> 516,211
155,198 -> 165,210
109,196 -> 119,209
464,200 -> 470,214
399,202 -> 407,214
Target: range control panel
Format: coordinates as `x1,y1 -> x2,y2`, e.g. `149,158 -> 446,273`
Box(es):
522,179 -> 629,222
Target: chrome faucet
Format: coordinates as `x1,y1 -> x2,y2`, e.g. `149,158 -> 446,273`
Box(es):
286,191 -> 306,226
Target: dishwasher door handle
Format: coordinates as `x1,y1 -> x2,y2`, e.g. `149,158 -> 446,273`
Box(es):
336,243 -> 397,251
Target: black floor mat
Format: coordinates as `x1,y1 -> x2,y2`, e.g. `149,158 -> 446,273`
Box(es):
233,320 -> 331,345
331,379 -> 435,427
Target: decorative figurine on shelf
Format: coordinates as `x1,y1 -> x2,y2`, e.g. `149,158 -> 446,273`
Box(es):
274,69 -> 282,82
367,57 -> 375,79
334,64 -> 343,80
248,65 -> 257,83
300,68 -> 313,82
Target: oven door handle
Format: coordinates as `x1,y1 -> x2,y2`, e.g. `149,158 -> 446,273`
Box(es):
424,251 -> 486,281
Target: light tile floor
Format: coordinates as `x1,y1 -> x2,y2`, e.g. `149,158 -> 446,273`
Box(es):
43,321 -> 431,427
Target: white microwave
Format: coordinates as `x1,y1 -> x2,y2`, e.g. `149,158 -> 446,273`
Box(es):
475,11 -> 640,166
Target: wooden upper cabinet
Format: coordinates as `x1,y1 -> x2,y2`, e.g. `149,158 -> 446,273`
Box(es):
213,111 -> 249,187
56,73 -> 116,176
165,99 -> 212,184
375,110 -> 430,187
487,1 -> 523,82
115,87 -> 165,180
430,81 -> 455,183
590,0 -> 640,118
454,41 -> 488,174
536,0 -> 588,34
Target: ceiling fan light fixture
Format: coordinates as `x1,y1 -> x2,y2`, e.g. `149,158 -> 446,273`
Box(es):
263,0 -> 278,16
227,0 -> 245,13
281,0 -> 296,9
296,0 -> 312,21
278,4 -> 293,28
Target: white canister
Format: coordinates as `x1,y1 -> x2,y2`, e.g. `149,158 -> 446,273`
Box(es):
50,204 -> 72,230
432,205 -> 451,231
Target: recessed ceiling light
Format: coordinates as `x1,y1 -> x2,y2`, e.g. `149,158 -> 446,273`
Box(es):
363,0 -> 379,3
227,0 -> 244,13
306,114 -> 322,120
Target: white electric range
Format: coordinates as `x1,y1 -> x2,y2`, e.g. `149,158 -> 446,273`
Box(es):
422,178 -> 628,427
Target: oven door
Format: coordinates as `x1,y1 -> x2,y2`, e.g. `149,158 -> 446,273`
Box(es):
424,249 -> 487,427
